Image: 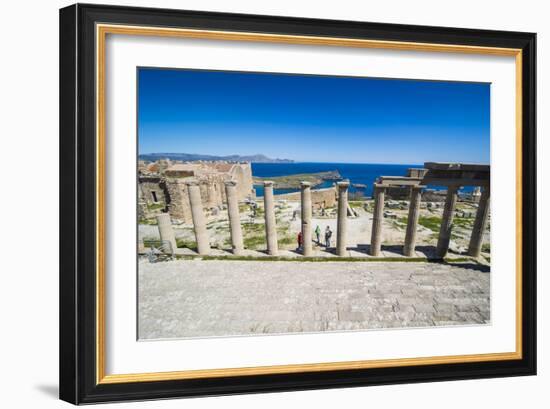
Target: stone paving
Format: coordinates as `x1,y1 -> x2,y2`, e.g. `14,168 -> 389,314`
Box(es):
138,259 -> 490,340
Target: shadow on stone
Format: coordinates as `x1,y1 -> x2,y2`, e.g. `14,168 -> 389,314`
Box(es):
415,245 -> 438,259
380,244 -> 406,256
443,262 -> 490,273
349,244 -> 370,255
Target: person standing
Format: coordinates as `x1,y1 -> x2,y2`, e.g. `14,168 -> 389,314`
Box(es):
315,225 -> 321,244
297,231 -> 303,250
325,226 -> 332,248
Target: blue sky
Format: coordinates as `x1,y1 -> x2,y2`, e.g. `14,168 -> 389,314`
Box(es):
138,68 -> 490,164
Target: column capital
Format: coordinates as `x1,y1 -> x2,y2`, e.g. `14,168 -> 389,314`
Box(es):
300,181 -> 311,188
336,180 -> 350,189
224,180 -> 237,187
263,180 -> 274,187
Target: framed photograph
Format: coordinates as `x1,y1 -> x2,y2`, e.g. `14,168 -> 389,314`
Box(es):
59,3 -> 536,404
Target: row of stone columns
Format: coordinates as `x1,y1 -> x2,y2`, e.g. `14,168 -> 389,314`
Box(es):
168,179 -> 283,256
369,183 -> 490,258
157,179 -> 489,259
171,179 -> 353,257
300,180 -> 350,256
435,185 -> 491,258
370,184 -> 433,257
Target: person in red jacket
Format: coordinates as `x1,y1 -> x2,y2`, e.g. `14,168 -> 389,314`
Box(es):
297,231 -> 303,250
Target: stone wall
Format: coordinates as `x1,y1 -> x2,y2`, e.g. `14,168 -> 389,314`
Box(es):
162,163 -> 253,223
200,175 -> 228,208
164,179 -> 191,222
275,187 -> 337,210
165,177 -> 233,223
139,177 -> 167,206
232,163 -> 254,199
139,161 -> 254,223
138,177 -> 169,220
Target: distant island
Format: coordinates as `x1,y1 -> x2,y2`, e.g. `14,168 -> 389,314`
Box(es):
139,152 -> 294,163
254,170 -> 342,189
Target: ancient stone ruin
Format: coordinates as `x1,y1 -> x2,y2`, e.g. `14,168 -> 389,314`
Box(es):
138,160 -> 254,223
141,161 -> 490,260
370,162 -> 490,258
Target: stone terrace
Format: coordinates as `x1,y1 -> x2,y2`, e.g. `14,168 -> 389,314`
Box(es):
138,259 -> 490,339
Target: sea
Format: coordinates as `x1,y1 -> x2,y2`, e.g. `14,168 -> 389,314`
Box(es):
252,162 -> 473,197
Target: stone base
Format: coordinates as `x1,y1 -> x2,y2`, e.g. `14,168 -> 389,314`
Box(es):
148,244 -> 488,262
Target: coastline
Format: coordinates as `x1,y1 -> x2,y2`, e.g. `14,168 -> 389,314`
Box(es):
251,162 -> 421,197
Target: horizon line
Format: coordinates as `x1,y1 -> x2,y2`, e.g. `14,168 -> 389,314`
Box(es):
138,154 -> 488,167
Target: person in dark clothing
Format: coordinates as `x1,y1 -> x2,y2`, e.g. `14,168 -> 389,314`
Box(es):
325,226 -> 332,248
297,231 -> 303,250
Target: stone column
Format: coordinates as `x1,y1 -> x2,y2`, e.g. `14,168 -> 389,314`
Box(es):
156,213 -> 177,253
186,181 -> 210,255
436,185 -> 459,258
300,181 -> 312,256
263,181 -> 278,256
225,181 -> 244,255
370,184 -> 386,256
467,187 -> 490,258
403,186 -> 423,257
336,181 -> 350,256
